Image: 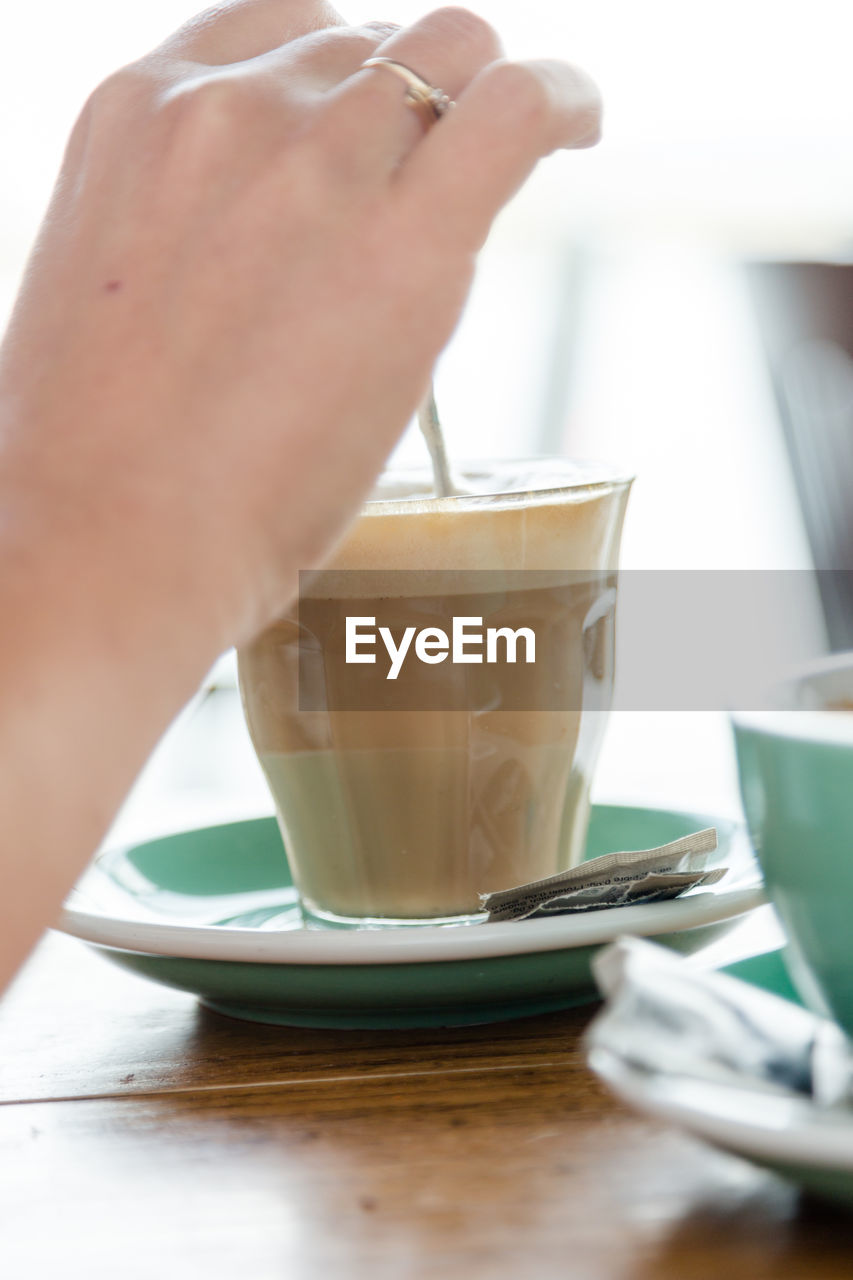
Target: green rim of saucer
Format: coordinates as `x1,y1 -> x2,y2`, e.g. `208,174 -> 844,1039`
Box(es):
84,803 -> 752,1029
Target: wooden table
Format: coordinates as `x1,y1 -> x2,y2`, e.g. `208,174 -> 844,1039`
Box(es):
2,927 -> 852,1279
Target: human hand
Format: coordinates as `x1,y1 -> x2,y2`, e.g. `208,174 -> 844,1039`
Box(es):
0,0 -> 602,661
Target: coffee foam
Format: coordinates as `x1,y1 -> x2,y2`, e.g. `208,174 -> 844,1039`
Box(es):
309,462 -> 632,596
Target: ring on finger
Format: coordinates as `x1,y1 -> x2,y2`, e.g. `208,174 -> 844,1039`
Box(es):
360,56 -> 454,127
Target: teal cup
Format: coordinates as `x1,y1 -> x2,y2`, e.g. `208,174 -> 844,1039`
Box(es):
732,653 -> 853,1033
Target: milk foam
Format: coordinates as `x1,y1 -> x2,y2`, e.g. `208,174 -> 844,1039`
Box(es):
316,461 -> 633,592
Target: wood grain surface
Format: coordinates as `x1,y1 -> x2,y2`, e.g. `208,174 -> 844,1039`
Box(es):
2,931 -> 853,1279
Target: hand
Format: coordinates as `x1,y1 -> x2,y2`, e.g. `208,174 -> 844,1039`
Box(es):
0,0 -> 601,988
0,0 -> 602,658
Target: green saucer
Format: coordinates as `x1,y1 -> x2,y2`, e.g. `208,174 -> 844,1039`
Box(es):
61,804 -> 761,1029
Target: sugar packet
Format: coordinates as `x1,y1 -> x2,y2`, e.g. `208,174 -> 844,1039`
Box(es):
480,828 -> 722,923
587,936 -> 853,1108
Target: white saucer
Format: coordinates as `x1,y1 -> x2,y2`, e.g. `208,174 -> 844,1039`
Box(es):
589,946 -> 853,1208
59,808 -> 764,966
591,1048 -> 853,1173
55,807 -> 766,1028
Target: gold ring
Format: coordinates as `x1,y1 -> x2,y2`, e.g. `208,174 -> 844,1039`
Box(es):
360,57 -> 454,127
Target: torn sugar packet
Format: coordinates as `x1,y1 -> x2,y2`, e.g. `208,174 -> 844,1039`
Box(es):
586,936 -> 853,1108
480,828 -> 723,923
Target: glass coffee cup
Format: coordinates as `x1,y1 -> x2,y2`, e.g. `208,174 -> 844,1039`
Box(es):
238,459 -> 632,926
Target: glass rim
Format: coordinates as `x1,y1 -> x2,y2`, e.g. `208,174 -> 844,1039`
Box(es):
363,456 -> 635,515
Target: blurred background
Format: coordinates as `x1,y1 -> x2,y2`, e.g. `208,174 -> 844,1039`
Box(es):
3,1 -> 852,838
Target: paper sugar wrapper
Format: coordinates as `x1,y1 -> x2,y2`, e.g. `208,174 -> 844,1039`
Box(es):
480,829 -> 723,923
587,936 -> 853,1108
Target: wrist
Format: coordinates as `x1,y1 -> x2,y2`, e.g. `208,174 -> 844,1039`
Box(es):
0,465 -> 221,728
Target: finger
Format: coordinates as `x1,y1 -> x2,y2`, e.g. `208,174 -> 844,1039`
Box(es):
397,59 -> 602,250
158,0 -> 346,66
316,7 -> 503,175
